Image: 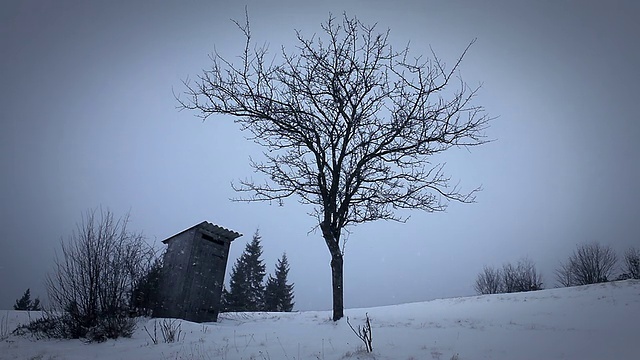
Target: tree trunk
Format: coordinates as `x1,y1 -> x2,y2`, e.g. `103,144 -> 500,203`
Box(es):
330,253 -> 344,321
321,220 -> 344,321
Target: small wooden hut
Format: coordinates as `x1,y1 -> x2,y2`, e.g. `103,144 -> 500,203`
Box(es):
155,221 -> 241,322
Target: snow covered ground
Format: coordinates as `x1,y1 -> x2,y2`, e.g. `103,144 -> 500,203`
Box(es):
1,280 -> 638,360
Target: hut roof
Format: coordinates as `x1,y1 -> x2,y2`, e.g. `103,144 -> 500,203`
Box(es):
162,221 -> 242,244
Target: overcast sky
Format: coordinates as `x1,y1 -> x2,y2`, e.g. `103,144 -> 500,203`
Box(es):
1,0 -> 639,311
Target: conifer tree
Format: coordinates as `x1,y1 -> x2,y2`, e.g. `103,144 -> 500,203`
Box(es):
30,297 -> 41,311
219,285 -> 230,312
14,288 -> 41,311
226,230 -> 266,311
131,257 -> 162,316
14,288 -> 31,310
226,254 -> 249,311
244,231 -> 266,310
264,253 -> 295,312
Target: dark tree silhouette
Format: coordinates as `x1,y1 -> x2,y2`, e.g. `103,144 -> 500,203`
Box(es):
475,258 -> 542,295
623,247 -> 640,280
131,257 -> 163,316
179,13 -> 490,320
226,257 -> 249,312
501,258 -> 543,293
14,288 -> 41,311
46,208 -> 155,339
554,260 -> 576,287
226,230 -> 266,311
555,242 -> 617,287
474,266 -> 502,295
30,298 -> 41,311
264,253 -> 295,312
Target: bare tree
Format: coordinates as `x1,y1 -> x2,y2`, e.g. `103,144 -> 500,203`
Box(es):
622,247 -> 640,279
476,258 -> 542,294
555,242 -> 617,287
474,265 -> 502,295
178,13 -> 490,320
501,258 -> 543,293
46,208 -> 156,339
554,260 -> 576,287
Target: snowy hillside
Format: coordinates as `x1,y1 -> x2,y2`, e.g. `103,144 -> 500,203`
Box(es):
2,280 -> 639,360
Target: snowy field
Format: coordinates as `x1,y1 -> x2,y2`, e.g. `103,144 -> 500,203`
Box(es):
1,280 -> 638,360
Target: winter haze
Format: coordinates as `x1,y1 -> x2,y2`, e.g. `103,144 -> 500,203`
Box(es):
1,0 -> 639,311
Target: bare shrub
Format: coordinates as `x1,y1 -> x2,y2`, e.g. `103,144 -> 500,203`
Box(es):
12,310 -> 136,342
623,247 -> 640,280
555,260 -> 576,287
143,320 -> 159,345
502,258 -> 543,293
474,265 -> 502,295
346,313 -> 373,353
85,316 -> 137,342
144,319 -> 183,344
555,242 -> 617,287
12,312 -> 60,340
475,258 -> 542,294
44,207 -> 156,340
160,319 -> 183,343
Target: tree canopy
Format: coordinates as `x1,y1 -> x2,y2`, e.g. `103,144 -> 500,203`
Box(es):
180,13 -> 490,320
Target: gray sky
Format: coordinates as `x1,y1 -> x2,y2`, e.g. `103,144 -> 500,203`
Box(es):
1,0 -> 639,311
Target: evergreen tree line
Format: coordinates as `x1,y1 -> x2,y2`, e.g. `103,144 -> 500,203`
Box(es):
222,230 -> 294,312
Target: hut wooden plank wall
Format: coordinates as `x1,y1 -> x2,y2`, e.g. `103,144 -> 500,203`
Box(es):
155,221 -> 241,322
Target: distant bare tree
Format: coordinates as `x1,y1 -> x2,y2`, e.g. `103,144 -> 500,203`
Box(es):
501,262 -> 518,293
518,258 -> 543,291
476,258 -> 542,295
178,13 -> 490,320
46,208 -> 156,340
474,265 -> 503,295
555,242 -> 617,287
622,247 -> 640,279
502,258 -> 543,293
554,260 -> 576,287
